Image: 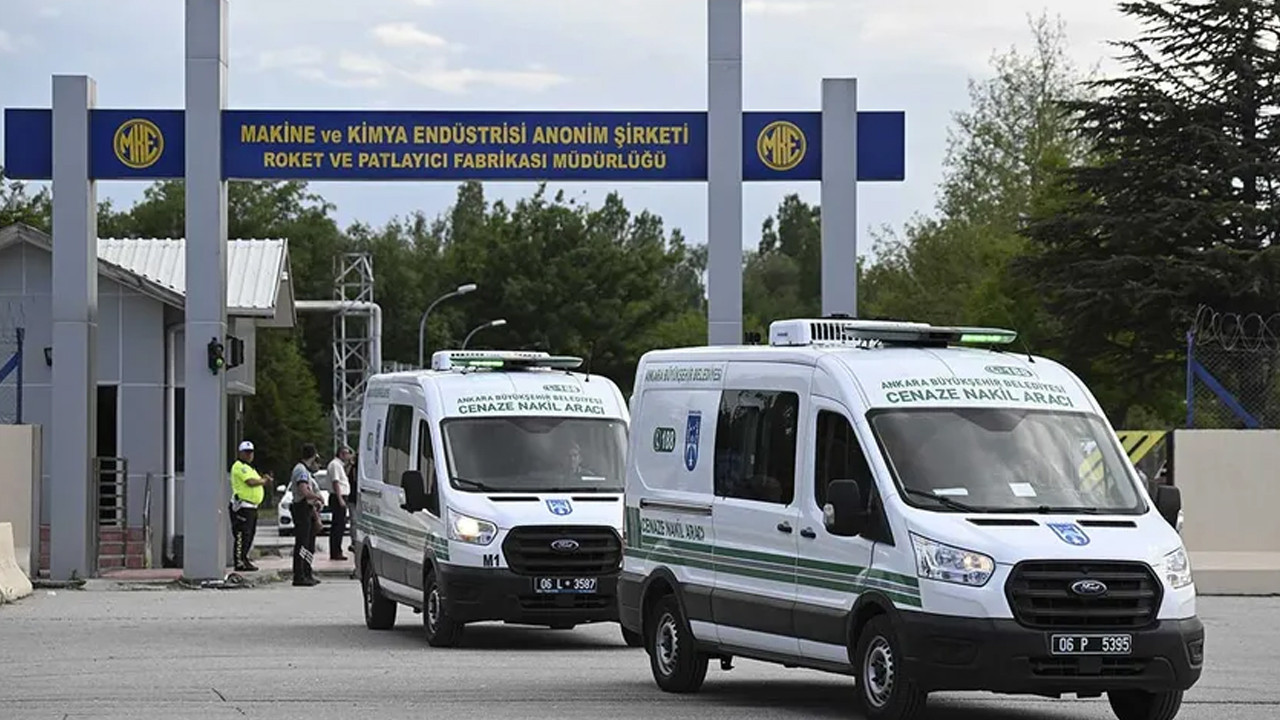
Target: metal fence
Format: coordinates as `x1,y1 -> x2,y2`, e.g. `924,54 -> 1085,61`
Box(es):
1186,305 -> 1280,428
0,303 -> 24,425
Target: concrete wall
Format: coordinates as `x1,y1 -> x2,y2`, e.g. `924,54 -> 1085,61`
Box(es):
1174,429 -> 1280,553
0,425 -> 41,576
0,243 -> 168,532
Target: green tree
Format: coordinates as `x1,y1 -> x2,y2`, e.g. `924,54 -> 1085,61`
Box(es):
1021,0 -> 1280,425
241,328 -> 329,480
0,168 -> 51,231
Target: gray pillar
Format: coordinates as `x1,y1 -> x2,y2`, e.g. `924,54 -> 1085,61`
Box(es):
821,78 -> 859,317
49,75 -> 98,581
182,0 -> 230,581
706,0 -> 743,345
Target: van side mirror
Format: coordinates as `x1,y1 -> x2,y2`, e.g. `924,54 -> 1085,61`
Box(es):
1154,485 -> 1181,529
823,480 -> 868,537
401,470 -> 428,512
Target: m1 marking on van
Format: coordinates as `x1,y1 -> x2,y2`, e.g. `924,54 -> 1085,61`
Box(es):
985,364 -> 1035,378
653,427 -> 677,453
684,411 -> 702,471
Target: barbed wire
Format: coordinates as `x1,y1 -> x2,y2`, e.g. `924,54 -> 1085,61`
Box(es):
1191,304 -> 1280,352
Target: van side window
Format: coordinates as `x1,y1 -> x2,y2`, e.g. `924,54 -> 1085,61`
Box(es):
814,410 -> 875,509
383,404 -> 414,487
714,389 -> 799,504
417,419 -> 440,516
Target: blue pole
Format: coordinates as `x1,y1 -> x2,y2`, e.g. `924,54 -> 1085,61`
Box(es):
14,328 -> 22,424
1184,330 -> 1194,428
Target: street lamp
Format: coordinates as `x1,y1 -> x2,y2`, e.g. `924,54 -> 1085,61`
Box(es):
418,283 -> 478,367
462,319 -> 507,349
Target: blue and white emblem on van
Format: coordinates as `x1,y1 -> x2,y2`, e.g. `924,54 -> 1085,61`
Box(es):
546,499 -> 573,516
1047,522 -> 1091,546
684,410 -> 702,471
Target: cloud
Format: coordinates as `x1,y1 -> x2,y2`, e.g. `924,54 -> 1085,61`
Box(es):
0,30 -> 15,54
254,46 -> 325,71
372,22 -> 450,49
744,0 -> 831,16
400,62 -> 569,94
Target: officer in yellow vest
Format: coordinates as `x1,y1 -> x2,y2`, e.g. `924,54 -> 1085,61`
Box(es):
230,440 -> 272,572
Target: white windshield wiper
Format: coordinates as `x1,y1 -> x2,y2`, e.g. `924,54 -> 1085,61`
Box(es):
900,487 -> 985,512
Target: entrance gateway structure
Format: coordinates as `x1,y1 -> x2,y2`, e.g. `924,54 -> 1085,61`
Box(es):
2,0 -> 907,582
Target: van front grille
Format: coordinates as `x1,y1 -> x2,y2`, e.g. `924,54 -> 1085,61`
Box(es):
1005,561 -> 1161,629
501,526 -> 622,576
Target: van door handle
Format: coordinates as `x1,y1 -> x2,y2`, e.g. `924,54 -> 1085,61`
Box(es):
800,527 -> 817,539
776,522 -> 792,534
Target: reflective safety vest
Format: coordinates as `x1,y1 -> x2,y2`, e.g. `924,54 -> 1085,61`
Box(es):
230,460 -> 264,507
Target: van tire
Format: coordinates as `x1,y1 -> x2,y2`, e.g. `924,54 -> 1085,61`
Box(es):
853,615 -> 927,720
621,625 -> 644,648
647,594 -> 708,693
361,561 -> 397,630
423,570 -> 463,647
1108,690 -> 1184,720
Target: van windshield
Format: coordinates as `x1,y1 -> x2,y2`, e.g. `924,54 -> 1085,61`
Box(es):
441,416 -> 627,493
868,407 -> 1146,514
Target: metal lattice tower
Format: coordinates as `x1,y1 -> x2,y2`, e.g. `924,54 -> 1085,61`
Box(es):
332,253 -> 374,453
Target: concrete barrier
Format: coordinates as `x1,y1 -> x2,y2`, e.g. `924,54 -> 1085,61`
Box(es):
1173,429 -> 1280,595
0,522 -> 33,603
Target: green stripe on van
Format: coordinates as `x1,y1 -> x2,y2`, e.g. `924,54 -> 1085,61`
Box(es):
355,515 -> 451,562
623,506 -> 921,608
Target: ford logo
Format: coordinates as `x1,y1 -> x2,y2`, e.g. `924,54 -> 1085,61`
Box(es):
1070,579 -> 1108,597
550,539 -> 580,552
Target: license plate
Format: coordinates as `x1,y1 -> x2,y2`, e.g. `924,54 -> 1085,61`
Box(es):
534,577 -> 597,594
1049,634 -> 1133,655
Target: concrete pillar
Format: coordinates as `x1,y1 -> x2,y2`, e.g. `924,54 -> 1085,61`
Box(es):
49,75 -> 98,580
182,0 -> 230,581
821,78 -> 859,317
706,0 -> 743,345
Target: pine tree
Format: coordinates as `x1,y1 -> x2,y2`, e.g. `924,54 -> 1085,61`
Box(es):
1020,0 -> 1280,424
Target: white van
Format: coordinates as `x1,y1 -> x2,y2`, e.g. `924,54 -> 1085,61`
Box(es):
618,319 -> 1203,720
354,349 -> 639,647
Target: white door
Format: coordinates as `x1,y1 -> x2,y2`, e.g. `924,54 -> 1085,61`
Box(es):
710,364 -> 808,657
795,398 -> 879,665
379,401 -> 420,589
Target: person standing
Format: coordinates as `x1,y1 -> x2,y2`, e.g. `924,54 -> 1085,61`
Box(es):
290,443 -> 324,587
229,440 -> 271,572
326,445 -> 352,561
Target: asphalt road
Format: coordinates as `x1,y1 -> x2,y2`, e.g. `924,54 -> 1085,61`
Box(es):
1,582 -> 1277,720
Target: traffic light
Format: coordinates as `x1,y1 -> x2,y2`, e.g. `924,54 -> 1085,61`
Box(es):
207,337 -> 225,374
225,335 -> 245,370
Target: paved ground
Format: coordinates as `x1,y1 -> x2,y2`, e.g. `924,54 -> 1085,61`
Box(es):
1,583 -> 1277,720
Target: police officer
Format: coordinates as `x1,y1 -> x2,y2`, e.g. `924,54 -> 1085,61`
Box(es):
290,443 -> 324,587
229,440 -> 271,572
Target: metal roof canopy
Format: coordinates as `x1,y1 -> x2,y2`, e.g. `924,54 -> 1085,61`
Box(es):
0,223 -> 295,326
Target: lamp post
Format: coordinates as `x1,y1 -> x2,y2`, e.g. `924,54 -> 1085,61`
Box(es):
462,319 -> 506,349
417,283 -> 477,367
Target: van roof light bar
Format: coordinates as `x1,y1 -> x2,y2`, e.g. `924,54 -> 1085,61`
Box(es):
767,318 -> 1018,348
430,349 -> 584,371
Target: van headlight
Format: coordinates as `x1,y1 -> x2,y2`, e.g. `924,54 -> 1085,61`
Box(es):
448,510 -> 497,545
911,533 -> 995,587
1163,547 -> 1193,589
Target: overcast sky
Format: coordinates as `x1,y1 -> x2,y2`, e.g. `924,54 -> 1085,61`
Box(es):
0,0 -> 1138,255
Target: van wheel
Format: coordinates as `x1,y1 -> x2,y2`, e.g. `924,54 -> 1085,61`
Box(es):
853,615 -> 927,720
361,561 -> 397,630
1108,690 -> 1184,720
423,570 -> 462,647
647,595 -> 708,693
621,625 -> 644,648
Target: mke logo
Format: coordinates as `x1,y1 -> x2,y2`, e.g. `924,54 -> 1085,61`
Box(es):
113,118 -> 164,170
756,120 -> 806,172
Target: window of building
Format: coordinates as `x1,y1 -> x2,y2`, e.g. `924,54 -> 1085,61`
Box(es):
814,410 -> 875,509
713,389 -> 799,504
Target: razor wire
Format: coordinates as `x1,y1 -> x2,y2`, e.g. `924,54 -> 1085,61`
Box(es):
0,301 -> 25,425
1188,305 -> 1280,428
